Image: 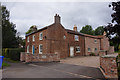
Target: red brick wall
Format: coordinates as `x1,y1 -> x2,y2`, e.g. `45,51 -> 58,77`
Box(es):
67,33 -> 85,56
25,29 -> 47,54
85,37 -> 101,55
25,23 -> 68,59
20,52 -> 60,63
46,23 -> 68,58
100,55 -> 118,78
108,46 -> 115,54
100,36 -> 110,51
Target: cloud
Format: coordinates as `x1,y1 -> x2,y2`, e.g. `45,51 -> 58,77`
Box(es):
2,2 -> 113,38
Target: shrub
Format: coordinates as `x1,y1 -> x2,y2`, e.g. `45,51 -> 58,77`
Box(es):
2,48 -> 25,61
89,52 -> 95,56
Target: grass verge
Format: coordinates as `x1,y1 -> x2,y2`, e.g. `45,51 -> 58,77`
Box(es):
2,62 -> 10,67
3,58 -> 19,63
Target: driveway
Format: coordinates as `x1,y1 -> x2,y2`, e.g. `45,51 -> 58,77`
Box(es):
60,56 -> 100,68
2,61 -> 104,79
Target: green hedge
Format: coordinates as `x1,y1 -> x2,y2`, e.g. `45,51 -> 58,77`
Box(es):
2,48 -> 25,61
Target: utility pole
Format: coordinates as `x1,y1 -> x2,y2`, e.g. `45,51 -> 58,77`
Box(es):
0,2 -> 2,56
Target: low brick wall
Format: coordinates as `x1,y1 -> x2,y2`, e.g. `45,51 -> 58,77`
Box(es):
20,52 -> 60,63
20,52 -> 25,62
99,50 -> 107,56
100,53 -> 118,79
108,46 -> 115,54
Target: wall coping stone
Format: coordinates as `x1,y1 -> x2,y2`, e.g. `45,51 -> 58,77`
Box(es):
101,53 -> 118,58
100,50 -> 106,52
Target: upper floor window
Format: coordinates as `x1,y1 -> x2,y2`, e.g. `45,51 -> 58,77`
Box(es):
76,46 -> 80,53
63,35 -> 66,39
75,35 -> 79,41
27,37 -> 29,42
33,35 -> 35,41
39,32 -> 43,40
39,44 -> 43,54
94,39 -> 97,43
88,48 -> 91,52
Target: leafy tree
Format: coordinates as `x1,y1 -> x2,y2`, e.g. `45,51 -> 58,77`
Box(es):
80,25 -> 94,35
26,25 -> 37,34
94,26 -> 104,35
104,1 -> 120,51
2,6 -> 19,48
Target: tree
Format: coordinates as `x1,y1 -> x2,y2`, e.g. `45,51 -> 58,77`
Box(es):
2,6 -> 18,48
26,25 -> 37,34
94,26 -> 104,35
80,25 -> 94,35
104,1 -> 120,51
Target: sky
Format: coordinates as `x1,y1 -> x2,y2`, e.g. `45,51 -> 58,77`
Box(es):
1,1 -> 113,38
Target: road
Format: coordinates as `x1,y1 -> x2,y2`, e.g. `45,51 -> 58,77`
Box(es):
2,62 -> 104,79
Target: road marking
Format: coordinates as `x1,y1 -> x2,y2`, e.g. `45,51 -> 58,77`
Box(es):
29,64 -> 94,78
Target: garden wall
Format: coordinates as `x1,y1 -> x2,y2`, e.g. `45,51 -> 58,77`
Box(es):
100,53 -> 118,79
20,52 -> 60,63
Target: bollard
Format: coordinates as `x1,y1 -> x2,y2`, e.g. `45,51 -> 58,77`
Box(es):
0,56 -> 4,69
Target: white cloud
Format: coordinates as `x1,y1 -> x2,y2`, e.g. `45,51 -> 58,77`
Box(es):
2,2 -> 113,38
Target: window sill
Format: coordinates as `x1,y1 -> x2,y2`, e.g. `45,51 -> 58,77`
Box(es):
75,40 -> 79,41
76,51 -> 80,53
39,52 -> 42,54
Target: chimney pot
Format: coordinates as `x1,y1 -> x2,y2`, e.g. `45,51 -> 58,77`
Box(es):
73,25 -> 77,31
54,14 -> 61,23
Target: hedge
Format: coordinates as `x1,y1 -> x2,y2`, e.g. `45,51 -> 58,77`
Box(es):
2,48 -> 25,61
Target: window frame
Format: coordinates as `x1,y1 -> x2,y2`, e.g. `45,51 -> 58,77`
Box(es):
32,45 -> 34,54
39,44 -> 43,54
95,48 -> 97,51
39,32 -> 43,40
94,39 -> 97,43
27,37 -> 29,42
88,48 -> 91,52
63,35 -> 66,39
27,45 -> 29,53
33,35 -> 35,41
74,35 -> 79,41
76,46 -> 80,53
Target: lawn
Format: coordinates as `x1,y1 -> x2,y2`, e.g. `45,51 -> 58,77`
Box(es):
2,58 -> 19,68
2,62 -> 10,67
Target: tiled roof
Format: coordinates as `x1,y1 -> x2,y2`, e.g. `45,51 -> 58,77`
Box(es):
65,29 -> 103,39
26,23 -> 104,39
26,23 -> 55,37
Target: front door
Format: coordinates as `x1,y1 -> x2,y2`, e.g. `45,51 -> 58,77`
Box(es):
32,45 -> 35,54
70,46 -> 74,57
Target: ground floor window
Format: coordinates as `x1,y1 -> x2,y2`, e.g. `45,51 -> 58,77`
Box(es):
76,46 -> 80,53
27,45 -> 29,53
39,44 -> 43,54
95,48 -> 97,51
88,48 -> 91,52
32,45 -> 35,54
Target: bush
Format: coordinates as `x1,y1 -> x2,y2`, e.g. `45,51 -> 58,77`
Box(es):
89,52 -> 95,56
2,48 -> 25,61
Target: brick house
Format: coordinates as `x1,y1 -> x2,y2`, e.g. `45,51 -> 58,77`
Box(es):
21,14 -> 113,62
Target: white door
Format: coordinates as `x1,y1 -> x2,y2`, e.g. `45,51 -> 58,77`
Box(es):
70,47 -> 74,57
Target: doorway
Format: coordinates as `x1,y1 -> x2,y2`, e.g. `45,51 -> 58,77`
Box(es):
70,46 -> 74,57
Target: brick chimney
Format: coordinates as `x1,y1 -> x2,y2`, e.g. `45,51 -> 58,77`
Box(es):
73,25 -> 77,31
54,14 -> 61,23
